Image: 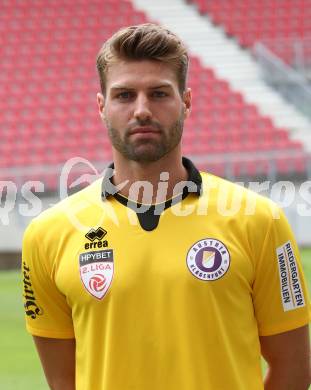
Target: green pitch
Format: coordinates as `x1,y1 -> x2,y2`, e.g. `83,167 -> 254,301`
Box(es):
0,250 -> 310,390
0,271 -> 48,389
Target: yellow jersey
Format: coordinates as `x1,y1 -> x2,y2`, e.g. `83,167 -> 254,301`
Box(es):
22,158 -> 310,390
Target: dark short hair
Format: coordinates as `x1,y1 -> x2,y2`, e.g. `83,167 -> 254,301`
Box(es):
96,23 -> 189,95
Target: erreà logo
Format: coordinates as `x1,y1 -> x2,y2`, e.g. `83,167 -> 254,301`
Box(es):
85,227 -> 108,250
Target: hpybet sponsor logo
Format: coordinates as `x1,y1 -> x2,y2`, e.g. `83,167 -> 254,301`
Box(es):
79,249 -> 114,299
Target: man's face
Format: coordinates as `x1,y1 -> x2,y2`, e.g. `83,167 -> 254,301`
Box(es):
97,60 -> 191,163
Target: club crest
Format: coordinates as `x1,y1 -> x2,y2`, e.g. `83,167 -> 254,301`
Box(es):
79,249 -> 114,299
186,238 -> 230,281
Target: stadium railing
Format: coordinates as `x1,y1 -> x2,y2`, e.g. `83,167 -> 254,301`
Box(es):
254,39 -> 311,119
2,149 -> 311,195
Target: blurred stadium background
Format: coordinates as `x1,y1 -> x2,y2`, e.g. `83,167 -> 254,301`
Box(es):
0,0 -> 310,388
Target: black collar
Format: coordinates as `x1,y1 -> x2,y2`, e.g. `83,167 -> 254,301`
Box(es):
101,156 -> 202,200
101,157 -> 202,231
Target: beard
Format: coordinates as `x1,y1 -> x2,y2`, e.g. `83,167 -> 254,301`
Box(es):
105,113 -> 184,163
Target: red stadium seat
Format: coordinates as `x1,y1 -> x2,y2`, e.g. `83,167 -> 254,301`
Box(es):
189,0 -> 311,61
0,0 -> 309,189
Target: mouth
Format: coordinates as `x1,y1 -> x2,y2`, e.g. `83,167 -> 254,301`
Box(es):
129,126 -> 161,135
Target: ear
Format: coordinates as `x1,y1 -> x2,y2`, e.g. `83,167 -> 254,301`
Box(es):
97,92 -> 106,121
183,88 -> 192,119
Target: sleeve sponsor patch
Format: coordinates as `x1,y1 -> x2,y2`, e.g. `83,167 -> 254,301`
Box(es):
276,241 -> 305,312
22,261 -> 44,319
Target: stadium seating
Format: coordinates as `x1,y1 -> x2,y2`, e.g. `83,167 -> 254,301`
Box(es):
189,0 -> 311,60
0,0 -> 308,189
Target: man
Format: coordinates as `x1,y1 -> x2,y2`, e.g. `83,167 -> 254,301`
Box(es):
22,24 -> 310,390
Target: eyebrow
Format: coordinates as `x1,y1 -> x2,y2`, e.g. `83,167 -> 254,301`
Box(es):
149,84 -> 172,89
110,83 -> 173,91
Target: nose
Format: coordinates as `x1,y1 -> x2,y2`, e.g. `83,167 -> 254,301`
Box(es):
133,93 -> 152,122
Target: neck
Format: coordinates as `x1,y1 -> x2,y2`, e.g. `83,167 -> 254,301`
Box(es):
112,148 -> 188,204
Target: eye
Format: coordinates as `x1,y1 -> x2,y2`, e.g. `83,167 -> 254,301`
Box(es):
152,90 -> 167,98
116,91 -> 133,100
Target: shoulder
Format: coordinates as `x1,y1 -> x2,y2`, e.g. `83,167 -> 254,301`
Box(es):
23,178 -> 103,241
200,172 -> 280,221
198,173 -> 290,243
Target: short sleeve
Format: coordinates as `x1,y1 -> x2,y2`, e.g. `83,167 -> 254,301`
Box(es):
252,206 -> 310,336
22,220 -> 75,338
